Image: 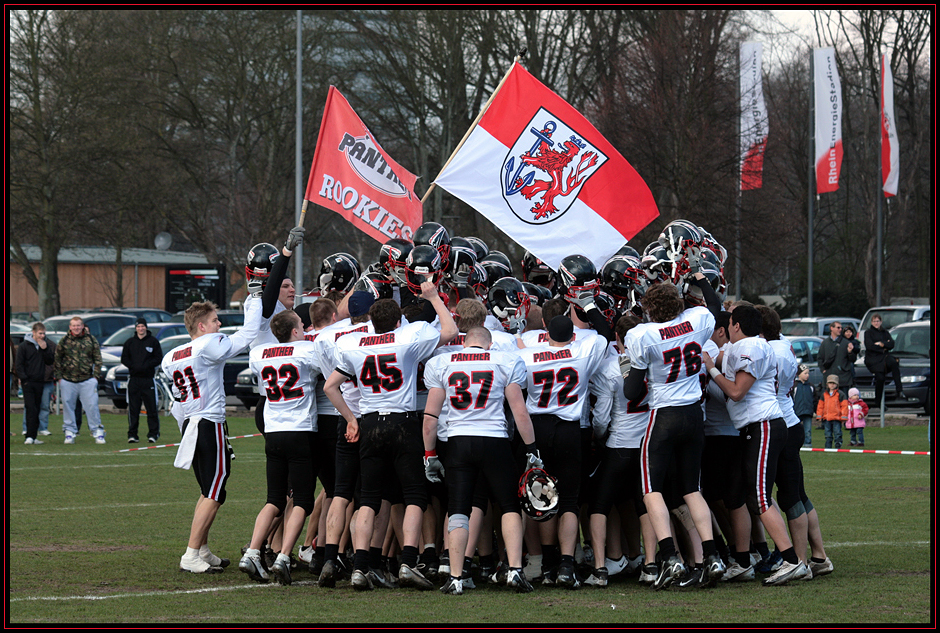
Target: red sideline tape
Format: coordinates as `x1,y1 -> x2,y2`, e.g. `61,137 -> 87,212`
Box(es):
115,433 -> 263,453
800,447 -> 930,456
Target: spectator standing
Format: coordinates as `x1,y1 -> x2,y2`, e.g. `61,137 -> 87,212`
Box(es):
843,325 -> 859,387
121,317 -> 164,443
817,322 -> 852,392
16,322 -> 56,444
792,364 -> 816,446
845,388 -> 868,447
863,314 -> 905,408
54,316 -> 105,444
816,375 -> 847,449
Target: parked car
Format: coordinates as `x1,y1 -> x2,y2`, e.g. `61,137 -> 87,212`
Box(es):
785,335 -> 825,388
854,320 -> 932,415
99,322 -> 190,356
43,312 -> 137,342
780,316 -> 861,338
96,307 -> 174,323
858,305 -> 931,356
233,367 -> 260,410
101,327 -> 250,408
9,322 -> 32,347
168,309 -> 244,328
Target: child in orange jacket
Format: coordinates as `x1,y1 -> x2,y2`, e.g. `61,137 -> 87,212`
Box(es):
845,387 -> 869,447
816,374 -> 848,449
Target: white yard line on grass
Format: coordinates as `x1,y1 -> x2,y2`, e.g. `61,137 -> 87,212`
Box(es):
9,580 -> 316,603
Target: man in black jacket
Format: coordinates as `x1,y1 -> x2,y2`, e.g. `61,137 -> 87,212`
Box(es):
16,322 -> 56,445
121,318 -> 164,443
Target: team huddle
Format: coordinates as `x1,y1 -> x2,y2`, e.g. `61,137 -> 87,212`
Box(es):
164,218 -> 833,593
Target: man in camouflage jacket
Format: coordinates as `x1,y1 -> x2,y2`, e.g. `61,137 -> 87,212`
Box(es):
54,316 -> 106,444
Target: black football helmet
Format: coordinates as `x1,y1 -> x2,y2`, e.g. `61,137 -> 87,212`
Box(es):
405,244 -> 444,294
319,253 -> 361,295
379,238 -> 414,286
469,262 -> 489,301
246,243 -> 279,294
555,254 -> 599,303
487,276 -> 531,322
615,243 -> 641,259
353,271 -> 395,301
518,467 -> 560,522
478,252 -> 513,284
413,222 -> 452,271
639,246 -> 671,285
594,290 -> 619,329
659,219 -> 704,282
521,251 -> 555,287
465,236 -> 489,261
445,237 -> 479,285
599,255 -> 640,304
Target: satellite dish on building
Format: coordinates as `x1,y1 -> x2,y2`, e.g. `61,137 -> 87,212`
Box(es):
154,232 -> 173,251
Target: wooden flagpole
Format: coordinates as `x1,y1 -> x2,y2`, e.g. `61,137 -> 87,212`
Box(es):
421,48 -> 527,204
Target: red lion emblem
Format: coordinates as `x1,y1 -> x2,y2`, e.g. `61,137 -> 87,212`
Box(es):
514,132 -> 598,220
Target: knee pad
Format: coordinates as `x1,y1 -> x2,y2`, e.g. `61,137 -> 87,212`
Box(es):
448,513 -> 470,533
784,501 -> 806,521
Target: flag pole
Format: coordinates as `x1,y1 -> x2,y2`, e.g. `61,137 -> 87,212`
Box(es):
421,48 -> 527,204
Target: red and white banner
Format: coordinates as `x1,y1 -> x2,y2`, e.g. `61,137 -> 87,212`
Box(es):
739,42 -> 768,191
433,63 -> 658,271
305,86 -> 422,243
881,52 -> 899,198
814,48 -> 843,194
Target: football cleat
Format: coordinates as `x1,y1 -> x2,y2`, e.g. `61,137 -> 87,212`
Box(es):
317,559 -> 339,588
555,561 -> 581,589
238,554 -> 268,582
763,560 -> 808,586
271,557 -> 292,586
638,563 -> 658,585
584,568 -> 609,588
721,562 -> 755,582
652,555 -> 685,591
398,563 -> 434,590
351,569 -> 374,591
677,565 -> 707,589
809,557 -> 834,577
440,576 -> 463,595
507,568 -> 534,593
703,552 -> 726,581
367,569 -> 396,589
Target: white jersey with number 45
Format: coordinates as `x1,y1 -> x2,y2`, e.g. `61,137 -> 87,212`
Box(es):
249,340 -> 323,433
624,306 -> 714,410
519,336 -> 607,421
334,321 -> 440,415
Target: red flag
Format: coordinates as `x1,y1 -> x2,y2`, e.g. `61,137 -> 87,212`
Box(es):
881,52 -> 899,197
814,48 -> 843,194
740,42 -> 768,191
305,86 -> 422,242
434,63 -> 658,271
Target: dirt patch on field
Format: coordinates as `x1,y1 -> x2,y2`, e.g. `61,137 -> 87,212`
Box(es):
10,543 -> 148,552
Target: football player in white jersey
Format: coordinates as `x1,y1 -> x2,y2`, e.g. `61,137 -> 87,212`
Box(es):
622,271 -> 726,589
324,281 -> 458,590
756,305 -> 832,579
519,315 -> 607,589
702,304 -> 809,586
423,326 -> 541,594
240,310 -> 323,585
584,314 -> 653,587
163,299 -> 262,574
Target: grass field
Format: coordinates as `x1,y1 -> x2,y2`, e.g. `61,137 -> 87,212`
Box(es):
8,411 -> 932,624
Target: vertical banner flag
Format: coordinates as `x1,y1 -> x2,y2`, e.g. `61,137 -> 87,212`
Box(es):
813,48 -> 843,194
433,63 -> 659,271
739,42 -> 769,191
305,86 -> 422,243
881,52 -> 899,197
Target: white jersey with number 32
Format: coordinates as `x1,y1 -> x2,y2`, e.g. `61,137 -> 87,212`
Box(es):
249,340 -> 322,433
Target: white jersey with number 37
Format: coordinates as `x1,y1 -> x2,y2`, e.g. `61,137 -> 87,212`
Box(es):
624,306 -> 714,410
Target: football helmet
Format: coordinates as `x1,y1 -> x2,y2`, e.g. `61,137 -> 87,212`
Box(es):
413,222 -> 452,271
594,290 -> 619,329
445,237 -> 479,286
521,251 -> 555,287
521,282 -> 544,307
465,236 -> 489,261
699,227 -> 728,268
404,244 -> 444,294
639,246 -> 671,285
469,262 -> 489,301
245,243 -> 279,294
479,252 -> 513,284
518,467 -> 560,522
555,254 -> 599,303
659,220 -> 704,282
319,253 -> 361,295
599,255 -> 642,304
487,276 -> 531,322
615,244 -> 641,259
353,271 -> 395,301
379,238 -> 414,286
